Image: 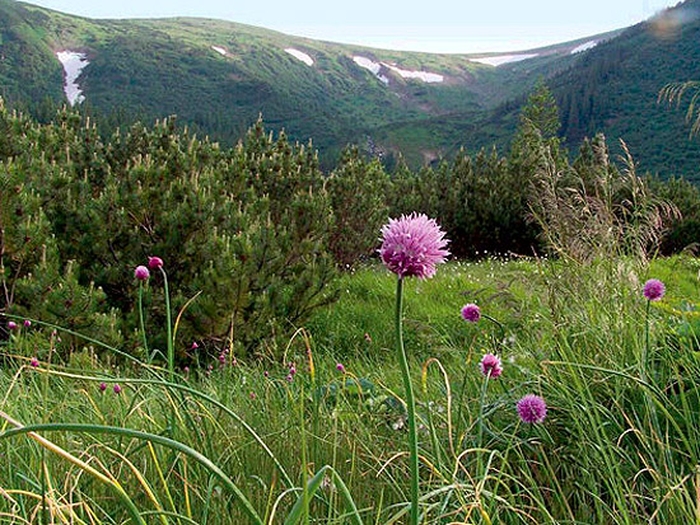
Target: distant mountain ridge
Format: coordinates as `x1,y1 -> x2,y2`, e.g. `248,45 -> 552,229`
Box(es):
1,0 -> 700,180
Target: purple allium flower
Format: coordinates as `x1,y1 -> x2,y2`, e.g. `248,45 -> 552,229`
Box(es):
289,365 -> 297,376
249,391 -> 256,400
643,279 -> 665,302
191,341 -> 199,350
461,303 -> 481,323
479,353 -> 502,378
23,320 -> 31,328
148,256 -> 164,270
30,357 -> 39,368
379,213 -> 449,279
134,265 -> 150,281
285,373 -> 294,382
218,353 -> 226,365
113,384 -> 122,394
7,321 -> 17,330
99,382 -> 107,392
336,363 -> 346,374
516,394 -> 547,424
264,370 -> 270,378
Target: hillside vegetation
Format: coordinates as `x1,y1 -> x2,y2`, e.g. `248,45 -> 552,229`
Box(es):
4,0 -> 700,179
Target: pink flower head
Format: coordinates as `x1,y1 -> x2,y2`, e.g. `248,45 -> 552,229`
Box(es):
479,353 -> 502,378
7,321 -> 17,330
99,382 -> 107,392
113,384 -> 122,394
379,213 -> 449,279
643,279 -> 665,302
148,256 -> 164,270
516,394 -> 547,424
134,265 -> 150,281
191,341 -> 199,350
461,303 -> 481,323
23,320 -> 31,328
285,374 -> 294,382
336,363 -> 346,374
30,357 -> 39,368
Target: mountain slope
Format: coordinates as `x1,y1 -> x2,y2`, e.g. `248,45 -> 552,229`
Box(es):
1,0 -> 699,180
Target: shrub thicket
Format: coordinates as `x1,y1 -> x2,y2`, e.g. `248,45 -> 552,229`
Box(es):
1,86 -> 699,363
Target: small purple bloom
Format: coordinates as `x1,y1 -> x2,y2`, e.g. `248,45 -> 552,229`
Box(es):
379,213 -> 449,279
7,321 -> 17,330
517,394 -> 547,424
99,382 -> 107,392
461,303 -> 481,323
134,265 -> 150,281
148,256 -> 164,269
643,279 -> 665,302
113,384 -> 122,394
289,365 -> 297,376
264,370 -> 270,378
191,341 -> 199,350
30,357 -> 39,368
336,363 -> 346,374
479,353 -> 502,378
23,320 -> 31,328
218,353 -> 226,365
285,374 -> 293,382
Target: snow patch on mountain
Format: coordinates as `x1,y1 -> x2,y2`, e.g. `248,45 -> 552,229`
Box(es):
470,54 -> 538,67
56,51 -> 89,106
211,45 -> 227,56
285,48 -> 314,66
571,41 -> 597,54
383,63 -> 443,83
353,56 -> 389,84
353,56 -> 442,84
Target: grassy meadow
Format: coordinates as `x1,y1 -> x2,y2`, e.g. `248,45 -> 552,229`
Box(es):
1,253 -> 700,524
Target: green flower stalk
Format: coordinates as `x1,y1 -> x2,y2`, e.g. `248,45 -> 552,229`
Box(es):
379,213 -> 449,525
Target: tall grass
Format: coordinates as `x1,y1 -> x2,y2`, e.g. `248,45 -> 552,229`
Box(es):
1,254 -> 699,523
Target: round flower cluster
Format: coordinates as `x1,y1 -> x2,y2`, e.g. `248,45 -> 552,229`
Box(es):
461,303 -> 481,323
479,353 -> 502,378
516,394 -> 547,424
643,279 -> 665,302
379,213 -> 449,279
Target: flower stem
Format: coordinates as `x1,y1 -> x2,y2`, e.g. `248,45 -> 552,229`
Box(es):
138,282 -> 149,363
395,277 -> 419,525
642,299 -> 650,382
160,267 -> 174,382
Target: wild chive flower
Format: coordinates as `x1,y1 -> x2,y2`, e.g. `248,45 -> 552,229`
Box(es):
336,363 -> 346,374
148,256 -> 164,269
113,384 -> 122,394
30,357 -> 39,368
461,303 -> 481,323
7,321 -> 17,330
99,382 -> 107,392
23,320 -> 31,328
516,394 -> 547,424
134,265 -> 150,281
379,213 -> 449,279
479,353 -> 502,378
191,341 -> 199,350
643,279 -> 665,301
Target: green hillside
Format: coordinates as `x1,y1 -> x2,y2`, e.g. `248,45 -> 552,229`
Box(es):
2,0 -> 700,179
